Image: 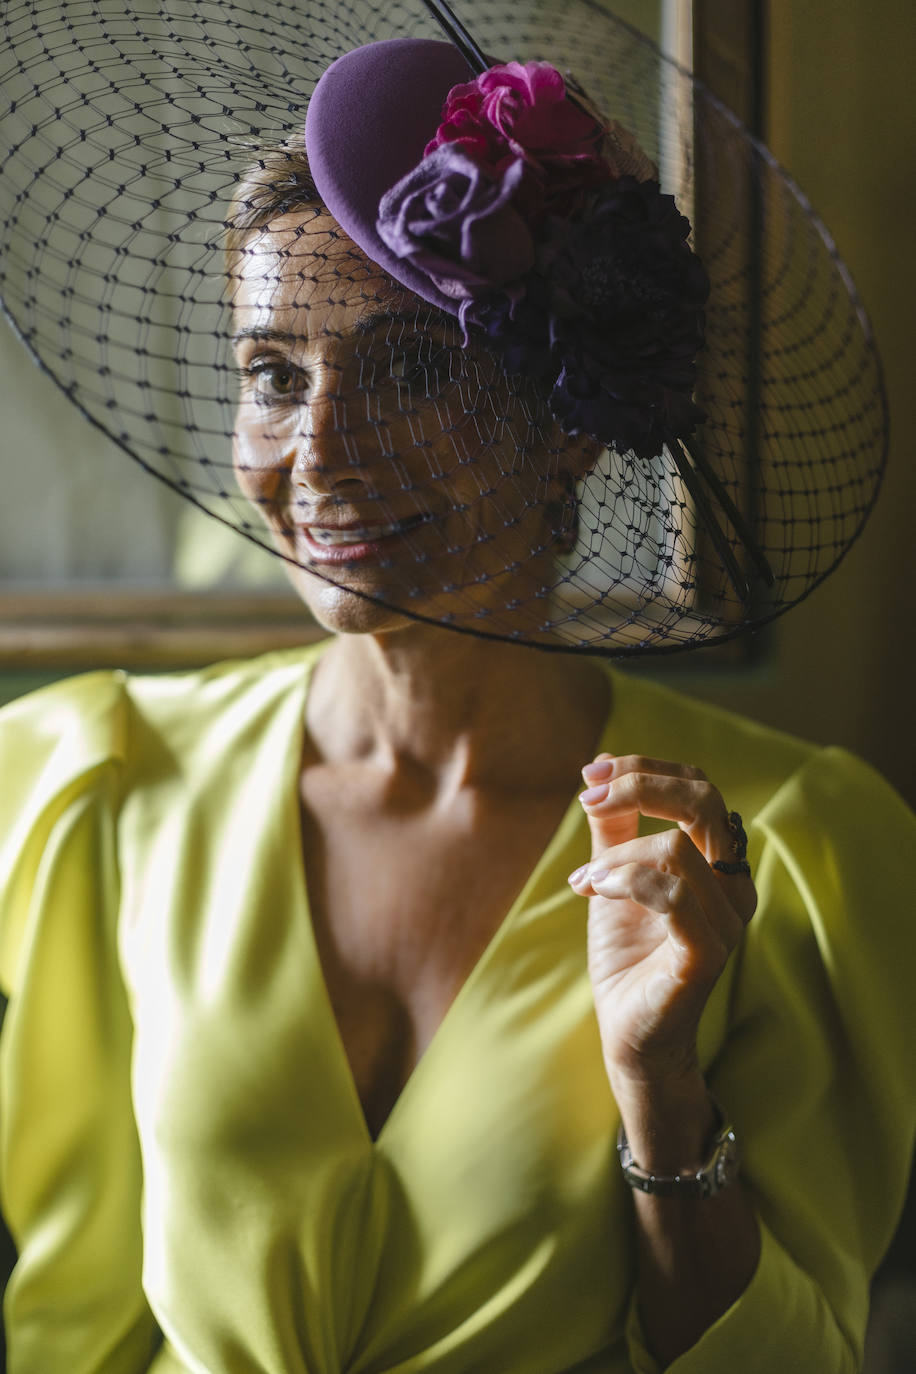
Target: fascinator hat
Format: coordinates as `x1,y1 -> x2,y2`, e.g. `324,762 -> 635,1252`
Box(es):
0,0 -> 888,656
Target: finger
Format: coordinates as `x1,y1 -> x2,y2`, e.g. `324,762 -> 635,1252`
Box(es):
581,753 -> 707,787
579,755 -> 640,856
578,760 -> 755,920
579,759 -> 722,842
586,860 -> 731,979
580,750 -> 615,782
570,829 -> 749,946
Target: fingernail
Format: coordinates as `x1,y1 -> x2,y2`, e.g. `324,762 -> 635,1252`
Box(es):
582,758 -> 614,783
568,864 -> 589,885
588,867 -> 610,884
579,783 -> 609,805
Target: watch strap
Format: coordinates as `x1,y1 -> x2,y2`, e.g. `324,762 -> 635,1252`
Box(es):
616,1096 -> 740,1199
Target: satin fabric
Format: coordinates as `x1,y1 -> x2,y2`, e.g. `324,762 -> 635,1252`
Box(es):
0,642 -> 913,1373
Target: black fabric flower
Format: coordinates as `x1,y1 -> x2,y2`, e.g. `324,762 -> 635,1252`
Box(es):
549,346 -> 706,459
470,177 -> 710,457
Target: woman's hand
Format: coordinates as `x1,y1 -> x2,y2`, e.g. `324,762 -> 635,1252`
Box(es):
568,753 -> 756,1101
569,754 -> 763,1364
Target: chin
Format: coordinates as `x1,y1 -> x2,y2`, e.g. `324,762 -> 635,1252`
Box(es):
284,564 -> 413,637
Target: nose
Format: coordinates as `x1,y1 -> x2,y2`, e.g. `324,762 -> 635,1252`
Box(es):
288,363 -> 379,500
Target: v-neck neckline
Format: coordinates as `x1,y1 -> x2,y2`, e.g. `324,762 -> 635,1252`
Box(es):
279,644 -> 616,1150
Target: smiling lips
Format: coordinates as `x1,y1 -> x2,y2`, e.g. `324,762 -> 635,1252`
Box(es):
309,521 -> 406,547
295,514 -> 428,562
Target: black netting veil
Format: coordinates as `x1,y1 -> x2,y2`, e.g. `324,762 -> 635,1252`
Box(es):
0,0 -> 888,655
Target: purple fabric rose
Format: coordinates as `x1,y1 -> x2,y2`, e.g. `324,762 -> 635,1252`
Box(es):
376,145 -> 535,301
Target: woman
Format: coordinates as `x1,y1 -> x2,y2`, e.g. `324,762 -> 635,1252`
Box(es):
1,31 -> 914,1374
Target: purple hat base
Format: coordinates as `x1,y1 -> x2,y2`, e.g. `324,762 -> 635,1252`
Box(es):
304,39 -> 477,314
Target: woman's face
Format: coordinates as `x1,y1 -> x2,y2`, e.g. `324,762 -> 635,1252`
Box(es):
231,210 -> 587,638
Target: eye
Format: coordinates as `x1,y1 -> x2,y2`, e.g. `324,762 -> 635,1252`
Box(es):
388,347 -> 427,381
240,358 -> 309,404
388,345 -> 450,386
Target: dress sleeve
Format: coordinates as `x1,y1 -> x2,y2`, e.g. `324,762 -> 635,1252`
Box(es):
625,746 -> 916,1374
0,674 -> 161,1372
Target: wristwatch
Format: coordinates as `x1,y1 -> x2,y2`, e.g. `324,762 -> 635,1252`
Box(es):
616,1097 -> 740,1199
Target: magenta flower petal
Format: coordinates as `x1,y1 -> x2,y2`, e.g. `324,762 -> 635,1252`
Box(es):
427,60 -> 605,178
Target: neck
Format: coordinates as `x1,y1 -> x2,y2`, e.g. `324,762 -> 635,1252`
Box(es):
306,624 -> 611,794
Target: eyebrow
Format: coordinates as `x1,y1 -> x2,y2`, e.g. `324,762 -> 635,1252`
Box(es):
232,310 -> 445,349
230,327 -> 299,348
353,309 -> 420,334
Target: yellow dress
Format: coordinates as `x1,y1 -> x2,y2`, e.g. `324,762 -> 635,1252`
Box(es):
0,642 -> 914,1374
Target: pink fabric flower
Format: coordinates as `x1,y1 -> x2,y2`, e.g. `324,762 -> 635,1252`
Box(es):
425,61 -> 612,220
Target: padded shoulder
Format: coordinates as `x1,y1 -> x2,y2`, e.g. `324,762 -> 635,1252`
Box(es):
0,671 -> 128,993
